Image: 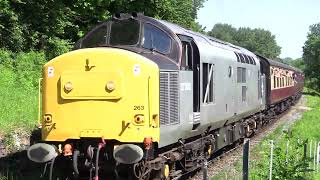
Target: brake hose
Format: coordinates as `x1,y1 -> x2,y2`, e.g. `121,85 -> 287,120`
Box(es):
49,157 -> 56,180
73,150 -> 80,177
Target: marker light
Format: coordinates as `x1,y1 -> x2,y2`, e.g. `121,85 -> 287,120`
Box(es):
134,114 -> 144,124
143,137 -> 153,150
64,82 -> 73,91
106,81 -> 115,91
63,144 -> 73,156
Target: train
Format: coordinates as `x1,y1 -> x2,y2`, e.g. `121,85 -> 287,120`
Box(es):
27,13 -> 304,180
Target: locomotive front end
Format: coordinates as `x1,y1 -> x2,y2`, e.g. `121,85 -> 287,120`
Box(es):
28,48 -> 160,166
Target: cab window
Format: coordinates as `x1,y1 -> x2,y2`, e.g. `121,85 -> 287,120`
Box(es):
81,24 -> 108,48
143,23 -> 171,54
110,19 -> 140,45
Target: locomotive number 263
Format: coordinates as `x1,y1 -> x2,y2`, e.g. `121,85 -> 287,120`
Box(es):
134,105 -> 144,110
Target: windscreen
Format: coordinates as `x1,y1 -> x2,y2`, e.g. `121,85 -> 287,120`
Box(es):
81,24 -> 108,48
110,19 -> 140,45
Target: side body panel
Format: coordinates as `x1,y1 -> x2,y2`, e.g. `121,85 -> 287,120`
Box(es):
270,87 -> 296,104
159,71 -> 194,147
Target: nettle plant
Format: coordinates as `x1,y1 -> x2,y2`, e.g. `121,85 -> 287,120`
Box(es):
272,139 -> 312,179
255,133 -> 314,180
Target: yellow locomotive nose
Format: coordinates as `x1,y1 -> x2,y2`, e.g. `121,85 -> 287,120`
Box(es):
41,48 -> 160,144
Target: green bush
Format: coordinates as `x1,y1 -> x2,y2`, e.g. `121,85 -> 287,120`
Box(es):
44,37 -> 72,60
0,49 -> 46,131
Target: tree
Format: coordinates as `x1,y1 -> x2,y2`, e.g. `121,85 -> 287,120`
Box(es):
207,24 -> 237,44
0,0 -> 206,56
0,0 -> 25,52
289,58 -> 305,70
281,57 -> 293,65
303,23 -> 320,90
208,24 -> 281,59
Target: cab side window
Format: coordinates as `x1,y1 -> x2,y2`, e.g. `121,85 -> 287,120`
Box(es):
143,23 -> 172,54
181,42 -> 193,70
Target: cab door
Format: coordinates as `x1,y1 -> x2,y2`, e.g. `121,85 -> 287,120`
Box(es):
179,35 -> 201,128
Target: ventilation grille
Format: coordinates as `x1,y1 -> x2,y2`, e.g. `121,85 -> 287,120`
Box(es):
193,112 -> 201,123
160,71 -> 179,126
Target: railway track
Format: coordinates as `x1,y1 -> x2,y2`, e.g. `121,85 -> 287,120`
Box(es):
187,96 -> 306,180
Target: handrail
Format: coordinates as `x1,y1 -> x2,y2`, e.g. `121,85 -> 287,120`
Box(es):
38,78 -> 43,128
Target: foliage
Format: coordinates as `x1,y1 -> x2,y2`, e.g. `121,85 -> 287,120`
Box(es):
290,58 -> 305,70
208,23 -> 281,59
278,57 -> 293,65
303,23 -> 320,90
208,24 -> 237,44
250,92 -> 320,180
0,49 -> 46,131
0,176 -> 8,180
0,0 -> 206,56
270,139 -> 312,180
253,138 -> 313,180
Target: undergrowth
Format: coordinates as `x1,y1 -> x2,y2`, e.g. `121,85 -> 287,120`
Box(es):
0,49 -> 46,140
250,90 -> 320,179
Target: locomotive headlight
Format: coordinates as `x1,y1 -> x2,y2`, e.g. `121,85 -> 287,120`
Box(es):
106,81 -> 115,91
134,114 -> 144,125
64,82 -> 73,91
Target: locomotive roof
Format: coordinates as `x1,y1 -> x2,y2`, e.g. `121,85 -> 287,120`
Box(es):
123,13 -> 253,57
156,19 -> 252,55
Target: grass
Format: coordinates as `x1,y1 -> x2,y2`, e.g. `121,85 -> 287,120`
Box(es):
0,67 -> 39,151
0,50 -> 46,151
291,93 -> 320,141
0,68 -> 38,133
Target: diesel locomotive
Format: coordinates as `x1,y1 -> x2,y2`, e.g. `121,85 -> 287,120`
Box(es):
27,13 -> 304,179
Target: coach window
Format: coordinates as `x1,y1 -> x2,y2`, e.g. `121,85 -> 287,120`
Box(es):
143,23 -> 172,54
273,76 -> 276,89
203,63 -> 214,103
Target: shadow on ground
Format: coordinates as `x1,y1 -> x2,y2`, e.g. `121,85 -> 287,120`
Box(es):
0,128 -> 45,180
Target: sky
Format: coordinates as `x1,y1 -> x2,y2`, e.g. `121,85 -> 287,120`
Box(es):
197,0 -> 320,59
